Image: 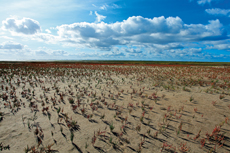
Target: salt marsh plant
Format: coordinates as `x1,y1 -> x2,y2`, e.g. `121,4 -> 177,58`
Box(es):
68,97 -> 74,104
70,131 -> 74,142
110,122 -> 115,131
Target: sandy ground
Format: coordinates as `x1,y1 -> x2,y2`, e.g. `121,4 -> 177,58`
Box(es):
0,64 -> 230,153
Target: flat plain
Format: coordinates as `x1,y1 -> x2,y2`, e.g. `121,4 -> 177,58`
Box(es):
0,62 -> 230,153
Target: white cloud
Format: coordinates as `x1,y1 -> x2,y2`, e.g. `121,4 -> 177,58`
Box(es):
0,45 -> 69,59
147,47 -> 205,60
0,36 -> 14,40
30,47 -> 69,57
69,50 -> 125,59
36,50 -> 49,56
112,4 -> 121,9
197,0 -> 212,5
181,19 -> 223,39
32,33 -> 58,44
92,3 -> 121,10
149,43 -> 184,51
35,49 -> 68,56
205,39 -> 230,51
205,8 -> 230,16
123,48 -> 143,53
187,48 -> 202,54
99,3 -> 121,10
1,15 -> 228,60
193,0 -> 222,5
52,50 -> 68,56
45,29 -> 51,33
100,4 -> 108,10
0,41 -> 24,49
89,11 -> 93,15
101,50 -> 125,57
95,11 -> 106,22
72,52 -> 99,57
56,16 -> 226,51
2,17 -> 41,35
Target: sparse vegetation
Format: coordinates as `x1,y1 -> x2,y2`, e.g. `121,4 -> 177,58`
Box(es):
0,62 -> 229,153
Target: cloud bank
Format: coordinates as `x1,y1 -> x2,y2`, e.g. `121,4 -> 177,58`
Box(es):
1,16 -> 229,61
56,16 -> 226,50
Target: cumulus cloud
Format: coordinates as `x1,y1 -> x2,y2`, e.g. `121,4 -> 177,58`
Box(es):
205,8 -> 230,16
205,39 -> 230,51
56,16 -> 227,50
2,17 -> 41,35
95,11 -> 106,22
0,41 -> 24,49
2,15 -> 228,59
180,19 -> 225,41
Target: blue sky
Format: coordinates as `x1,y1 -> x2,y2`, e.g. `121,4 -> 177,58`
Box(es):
0,0 -> 230,61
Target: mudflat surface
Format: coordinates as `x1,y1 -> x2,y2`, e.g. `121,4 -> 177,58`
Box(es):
0,63 -> 230,153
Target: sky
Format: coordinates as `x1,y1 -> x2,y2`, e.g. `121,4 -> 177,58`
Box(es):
0,0 -> 230,62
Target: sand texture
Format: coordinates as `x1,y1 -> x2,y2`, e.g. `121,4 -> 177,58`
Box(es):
0,63 -> 230,153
